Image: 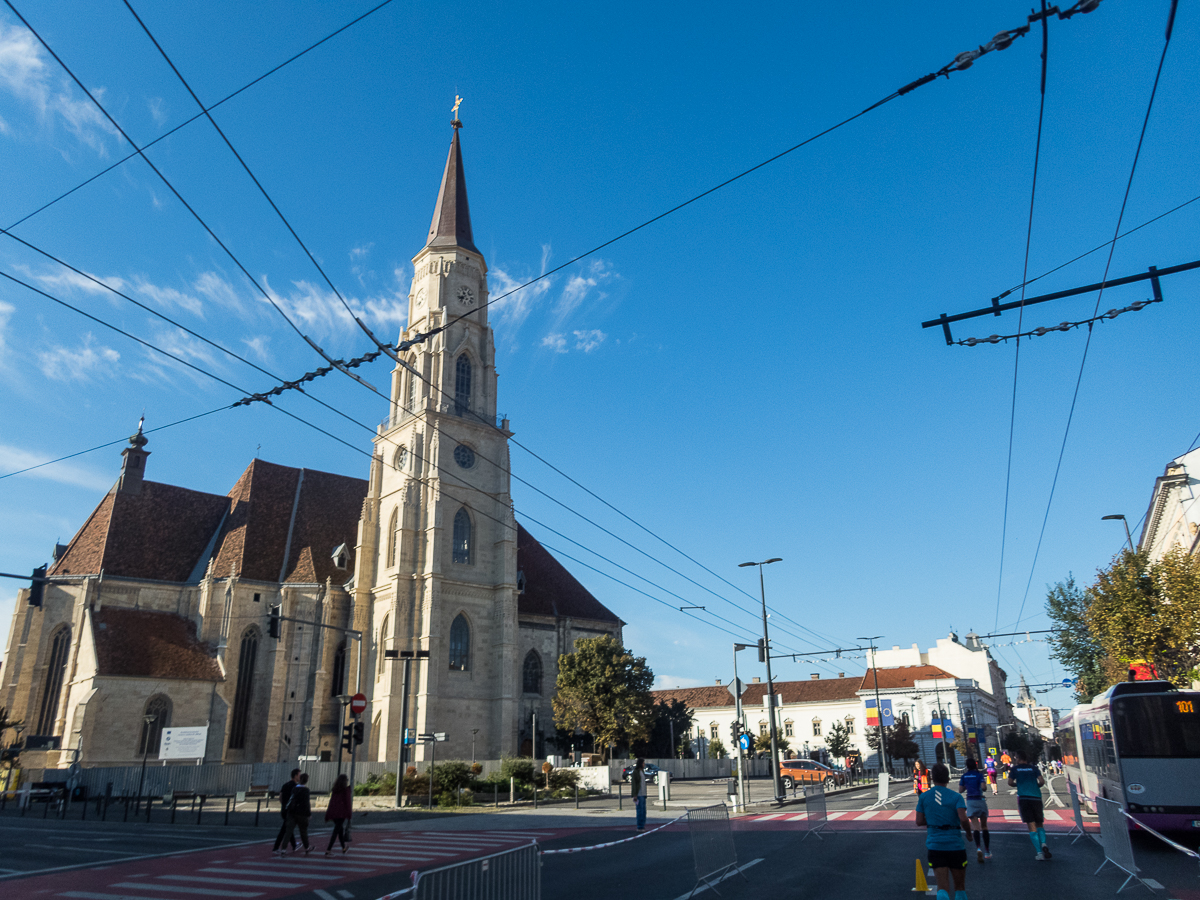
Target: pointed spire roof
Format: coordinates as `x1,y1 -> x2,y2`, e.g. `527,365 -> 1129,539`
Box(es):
425,124 -> 480,256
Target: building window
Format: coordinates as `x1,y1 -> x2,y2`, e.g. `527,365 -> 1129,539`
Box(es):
812,718 -> 822,737
901,712 -> 910,726
377,615 -> 389,677
522,650 -> 542,694
845,715 -> 855,734
710,723 -> 719,741
758,721 -> 767,736
331,642 -> 347,697
36,626 -> 71,735
452,507 -> 473,564
228,628 -> 259,750
386,507 -> 399,567
784,720 -> 794,738
139,695 -> 171,756
393,445 -> 407,471
455,354 -> 472,414
449,614 -> 470,671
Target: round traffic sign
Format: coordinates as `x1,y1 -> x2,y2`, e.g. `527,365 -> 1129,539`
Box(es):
350,692 -> 367,715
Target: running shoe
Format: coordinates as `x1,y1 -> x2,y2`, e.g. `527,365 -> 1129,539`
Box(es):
1035,852 -> 1045,861
984,851 -> 993,860
1042,844 -> 1052,859
976,848 -> 984,863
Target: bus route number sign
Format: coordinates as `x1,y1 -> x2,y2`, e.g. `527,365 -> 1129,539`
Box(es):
1177,700 -> 1195,714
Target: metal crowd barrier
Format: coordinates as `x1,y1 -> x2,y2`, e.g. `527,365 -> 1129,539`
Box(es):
685,804 -> 743,899
1094,798 -> 1154,893
1066,781 -> 1091,844
800,785 -> 828,842
376,841 -> 540,900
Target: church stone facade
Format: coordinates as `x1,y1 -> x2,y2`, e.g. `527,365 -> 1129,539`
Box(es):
0,122 -> 622,770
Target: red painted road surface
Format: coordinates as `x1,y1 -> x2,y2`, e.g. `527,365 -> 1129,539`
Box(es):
739,807 -> 1100,831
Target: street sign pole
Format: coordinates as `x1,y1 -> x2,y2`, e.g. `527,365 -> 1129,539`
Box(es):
347,692 -> 366,797
732,644 -> 748,810
395,655 -> 410,809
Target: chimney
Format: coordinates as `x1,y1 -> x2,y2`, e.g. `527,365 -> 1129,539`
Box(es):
118,417 -> 150,496
715,678 -> 722,686
838,673 -> 845,678
752,677 -> 761,684
810,673 -> 820,680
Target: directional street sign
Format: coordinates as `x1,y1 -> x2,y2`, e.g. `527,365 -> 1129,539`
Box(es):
350,692 -> 367,715
419,732 -> 436,742
434,732 -> 447,742
738,733 -> 752,751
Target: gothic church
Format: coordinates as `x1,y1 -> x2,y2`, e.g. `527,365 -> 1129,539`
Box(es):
0,122 -> 623,769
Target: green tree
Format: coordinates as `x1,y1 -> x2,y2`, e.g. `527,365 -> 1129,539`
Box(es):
753,732 -> 791,756
553,635 -> 656,761
1085,548 -> 1200,687
866,720 -> 919,765
1046,574 -> 1109,701
708,736 -> 727,759
633,698 -> 692,758
824,720 -> 852,763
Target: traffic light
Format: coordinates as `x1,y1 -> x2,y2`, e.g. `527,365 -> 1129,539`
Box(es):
27,565 -> 46,607
341,723 -> 354,752
757,638 -> 766,663
730,720 -> 741,744
353,721 -> 364,746
268,605 -> 281,639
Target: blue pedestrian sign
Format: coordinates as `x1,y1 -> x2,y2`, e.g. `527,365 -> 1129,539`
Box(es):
403,728 -> 415,745
738,733 -> 752,751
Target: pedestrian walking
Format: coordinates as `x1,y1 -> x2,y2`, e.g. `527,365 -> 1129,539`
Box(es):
324,774 -> 353,855
958,757 -> 991,862
282,772 -> 313,855
1008,750 -> 1051,860
271,769 -> 301,855
631,757 -> 649,831
914,763 -> 971,900
984,755 -> 998,795
913,760 -> 928,795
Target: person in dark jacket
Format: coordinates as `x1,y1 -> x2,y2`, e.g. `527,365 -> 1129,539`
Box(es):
272,769 -> 301,855
324,774 -> 354,855
283,772 -> 313,854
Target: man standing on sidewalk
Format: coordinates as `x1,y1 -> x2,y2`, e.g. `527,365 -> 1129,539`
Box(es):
631,758 -> 648,831
272,769 -> 301,855
1009,750 -> 1051,860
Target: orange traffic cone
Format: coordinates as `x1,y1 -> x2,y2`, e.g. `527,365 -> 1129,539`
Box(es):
912,859 -> 929,893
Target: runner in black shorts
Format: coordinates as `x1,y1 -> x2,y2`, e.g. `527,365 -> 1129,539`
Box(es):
915,763 -> 972,900
1008,749 -> 1051,860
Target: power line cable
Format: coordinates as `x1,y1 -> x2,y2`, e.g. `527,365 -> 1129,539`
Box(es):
4,0 -> 399,234
1011,7 -> 1176,630
995,0 -> 1052,631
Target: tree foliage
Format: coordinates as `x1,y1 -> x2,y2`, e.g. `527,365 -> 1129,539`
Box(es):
632,698 -> 692,758
824,721 -> 852,762
708,736 -> 727,759
1048,549 -> 1200,696
553,635 -> 657,760
865,720 -> 919,764
753,732 -> 791,755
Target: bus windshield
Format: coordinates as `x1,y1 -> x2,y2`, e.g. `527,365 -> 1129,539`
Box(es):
1113,695 -> 1200,758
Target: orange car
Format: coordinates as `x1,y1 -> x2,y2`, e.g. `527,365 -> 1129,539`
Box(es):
779,759 -> 846,790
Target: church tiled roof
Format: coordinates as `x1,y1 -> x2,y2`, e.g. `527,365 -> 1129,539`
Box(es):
517,523 -> 622,625
92,607 -> 222,681
425,126 -> 480,255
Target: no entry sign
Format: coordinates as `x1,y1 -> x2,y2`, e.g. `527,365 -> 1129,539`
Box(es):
350,692 -> 367,715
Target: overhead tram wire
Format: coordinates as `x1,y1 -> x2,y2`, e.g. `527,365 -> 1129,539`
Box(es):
3,1 -> 378,394
121,0 -> 399,362
1011,3 -> 1177,631
3,0 -> 400,234
995,0 -> 1052,632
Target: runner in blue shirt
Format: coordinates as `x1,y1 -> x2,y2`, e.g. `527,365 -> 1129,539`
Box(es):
1008,749 -> 1051,860
958,757 -> 991,863
915,763 -> 971,900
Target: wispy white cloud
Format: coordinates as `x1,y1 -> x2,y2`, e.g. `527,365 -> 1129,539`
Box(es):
0,299 -> 14,371
193,271 -> 246,316
540,333 -> 567,353
27,266 -> 126,296
573,329 -> 606,353
133,275 -> 203,316
147,96 -> 167,127
490,244 -> 555,335
242,335 -> 271,362
0,21 -> 118,155
0,443 -> 112,490
653,674 -> 707,691
554,259 -> 613,326
36,334 -> 120,381
261,276 -> 407,338
350,244 -> 374,259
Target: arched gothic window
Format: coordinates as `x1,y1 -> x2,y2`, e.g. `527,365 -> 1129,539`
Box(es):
455,354 -> 472,414
449,614 -> 470,671
452,507 -> 472,564
139,695 -> 171,756
386,507 -> 399,567
228,628 -> 259,750
37,626 -> 71,735
378,615 -> 389,676
331,641 -> 347,697
406,356 -> 417,412
522,650 -> 542,694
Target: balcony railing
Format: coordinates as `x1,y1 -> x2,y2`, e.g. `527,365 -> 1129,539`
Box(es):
379,401 -> 503,431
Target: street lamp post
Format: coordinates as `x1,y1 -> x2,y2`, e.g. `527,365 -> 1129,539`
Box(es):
135,713 -> 156,813
739,558 -> 783,802
859,636 -> 889,774
472,729 -> 479,765
732,642 -> 752,809
1102,514 -> 1135,552
386,649 -> 430,809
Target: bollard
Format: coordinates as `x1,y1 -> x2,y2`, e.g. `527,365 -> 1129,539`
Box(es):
618,782 -> 623,811
44,797 -> 50,818
575,785 -> 579,809
171,797 -> 178,824
494,783 -> 498,808
255,798 -> 261,827
510,777 -> 515,804
225,797 -> 231,826
123,796 -> 129,822
196,795 -> 205,825
146,796 -> 152,823
81,795 -> 87,820
533,786 -> 537,809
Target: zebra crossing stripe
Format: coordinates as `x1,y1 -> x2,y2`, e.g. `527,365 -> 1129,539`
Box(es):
855,811 -> 880,821
204,868 -> 344,880
60,893 -> 180,900
108,884 -> 259,898
156,876 -> 298,889
890,810 -> 911,820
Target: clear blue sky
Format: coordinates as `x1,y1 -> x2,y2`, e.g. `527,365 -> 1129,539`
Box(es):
1,1 -> 1196,711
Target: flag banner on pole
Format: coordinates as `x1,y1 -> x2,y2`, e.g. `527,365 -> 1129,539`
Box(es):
943,719 -> 954,741
866,699 -> 880,727
880,699 -> 894,726
931,719 -> 943,738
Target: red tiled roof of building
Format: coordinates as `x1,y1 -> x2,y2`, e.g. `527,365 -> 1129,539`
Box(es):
860,665 -> 956,689
93,607 -> 222,681
741,676 -> 863,706
517,523 -> 621,624
649,685 -> 736,709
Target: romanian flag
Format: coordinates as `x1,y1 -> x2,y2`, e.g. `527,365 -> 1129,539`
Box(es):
931,719 -> 943,738
866,700 -> 880,727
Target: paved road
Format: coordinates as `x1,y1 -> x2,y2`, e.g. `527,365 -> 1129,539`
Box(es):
4,775 -> 1198,900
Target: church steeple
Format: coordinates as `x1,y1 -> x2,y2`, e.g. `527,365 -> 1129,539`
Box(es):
425,121 -> 479,256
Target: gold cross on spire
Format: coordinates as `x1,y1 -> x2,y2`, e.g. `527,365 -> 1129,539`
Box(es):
452,94 -> 463,124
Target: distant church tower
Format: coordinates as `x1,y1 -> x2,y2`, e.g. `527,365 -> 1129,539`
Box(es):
353,118 -> 519,761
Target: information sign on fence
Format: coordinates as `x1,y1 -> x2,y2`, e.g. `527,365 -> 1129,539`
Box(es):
159,726 -> 207,760
686,804 -> 743,898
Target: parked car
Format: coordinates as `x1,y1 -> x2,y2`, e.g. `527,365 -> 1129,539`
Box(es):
620,763 -> 663,785
779,758 -> 846,790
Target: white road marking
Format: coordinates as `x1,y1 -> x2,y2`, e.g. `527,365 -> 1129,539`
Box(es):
313,891 -> 338,900
669,859 -> 763,900
855,811 -> 880,821
157,875 -> 302,888
108,884 -> 260,898
890,810 -> 911,820
754,814 -> 786,821
337,892 -> 355,898
825,811 -> 850,820
60,893 -> 181,900
24,845 -> 128,854
203,868 -> 343,881
784,814 -> 808,821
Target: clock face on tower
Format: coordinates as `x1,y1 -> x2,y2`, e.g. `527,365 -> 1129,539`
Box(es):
456,286 -> 475,306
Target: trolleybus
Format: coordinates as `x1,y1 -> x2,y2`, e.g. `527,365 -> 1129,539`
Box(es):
1056,680 -> 1200,831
